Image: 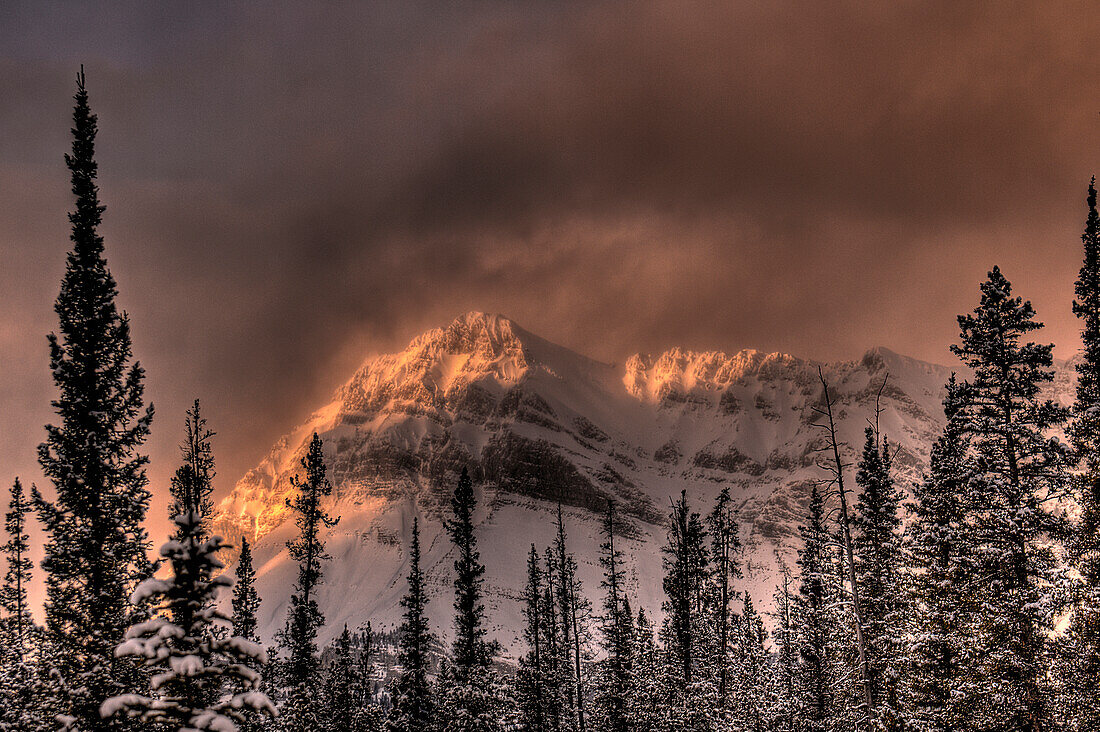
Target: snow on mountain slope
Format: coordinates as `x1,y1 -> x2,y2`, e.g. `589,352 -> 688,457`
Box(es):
212,311 -> 1072,655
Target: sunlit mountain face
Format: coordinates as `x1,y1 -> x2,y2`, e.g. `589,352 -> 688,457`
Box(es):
213,311 -> 1074,652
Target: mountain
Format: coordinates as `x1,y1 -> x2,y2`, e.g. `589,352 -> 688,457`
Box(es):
212,311 -> 1063,656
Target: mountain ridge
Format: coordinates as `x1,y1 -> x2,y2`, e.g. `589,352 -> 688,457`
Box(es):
212,311 -> 1059,652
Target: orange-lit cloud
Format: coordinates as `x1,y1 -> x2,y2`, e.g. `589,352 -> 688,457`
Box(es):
0,1 -> 1098,543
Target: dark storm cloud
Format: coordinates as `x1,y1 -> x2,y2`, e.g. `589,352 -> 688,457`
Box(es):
1,0 -> 1098,526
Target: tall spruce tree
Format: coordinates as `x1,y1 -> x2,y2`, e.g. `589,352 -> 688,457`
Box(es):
771,567 -> 798,732
553,505 -> 588,732
625,608 -> 661,732
538,550 -> 567,732
232,535 -> 260,644
706,485 -> 740,712
794,486 -> 831,732
853,426 -> 904,730
1,477 -> 37,732
661,490 -> 709,692
1,478 -> 34,664
904,378 -> 979,732
1062,177 -> 1100,730
168,399 -> 215,538
279,432 -> 339,727
736,595 -> 770,732
388,518 -> 434,732
951,266 -> 1070,731
595,501 -> 632,732
518,545 -> 548,732
446,466 -> 492,672
437,467 -> 505,731
34,67 -> 155,732
231,535 -> 264,732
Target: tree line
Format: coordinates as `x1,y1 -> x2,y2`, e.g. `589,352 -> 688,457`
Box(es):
2,70 -> 1100,732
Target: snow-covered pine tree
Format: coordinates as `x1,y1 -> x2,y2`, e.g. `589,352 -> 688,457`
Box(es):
662,490 -> 709,691
903,377 -> 980,732
232,536 -> 260,644
323,625 -> 382,732
734,595 -> 769,732
794,486 -> 831,732
518,545 -> 549,732
594,501 -> 632,732
447,467 -> 492,673
951,266 -> 1070,731
355,624 -> 376,712
278,432 -> 339,728
1,477 -> 39,732
101,512 -> 275,730
436,467 -> 505,731
1061,177 -> 1100,731
624,608 -> 663,732
230,535 -> 265,732
552,505 -> 589,732
1,478 -> 34,665
660,490 -> 714,730
168,400 -> 216,539
33,66 -> 155,732
706,486 -> 741,715
822,530 -> 861,732
387,518 -> 434,732
538,550 -> 568,732
853,426 -> 904,730
770,566 -> 798,732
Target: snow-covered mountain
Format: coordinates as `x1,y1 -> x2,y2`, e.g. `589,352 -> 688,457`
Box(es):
212,311 -> 1067,656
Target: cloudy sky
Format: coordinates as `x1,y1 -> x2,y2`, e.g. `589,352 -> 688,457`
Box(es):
2,1 -> 1099,529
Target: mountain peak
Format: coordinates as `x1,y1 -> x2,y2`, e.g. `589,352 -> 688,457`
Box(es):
623,347 -> 803,402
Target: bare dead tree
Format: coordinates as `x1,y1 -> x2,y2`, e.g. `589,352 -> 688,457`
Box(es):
812,366 -> 875,716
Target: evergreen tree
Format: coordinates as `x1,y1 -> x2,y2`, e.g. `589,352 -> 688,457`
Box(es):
821,531 -> 861,732
324,624 -> 382,732
553,505 -> 588,732
706,485 -> 740,713
853,427 -> 904,730
594,501 -> 632,732
1,478 -> 34,663
101,512 -> 275,730
539,550 -> 567,732
231,535 -> 265,732
232,535 -> 260,644
518,545 -> 548,732
168,399 -> 215,538
904,378 -> 980,732
446,466 -> 493,673
662,490 -> 709,691
388,518 -> 435,732
951,266 -> 1070,731
438,467 -> 506,731
356,623 -> 376,710
433,659 -> 509,732
624,608 -> 662,732
794,486 -> 831,732
1,477 -> 38,732
279,432 -> 339,726
1062,177 -> 1100,731
33,66 -> 155,732
735,595 -> 770,732
771,567 -> 799,732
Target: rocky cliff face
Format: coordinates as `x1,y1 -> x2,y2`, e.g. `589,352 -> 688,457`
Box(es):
212,312 -> 1071,654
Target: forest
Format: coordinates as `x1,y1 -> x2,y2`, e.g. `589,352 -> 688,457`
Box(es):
2,72 -> 1099,732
